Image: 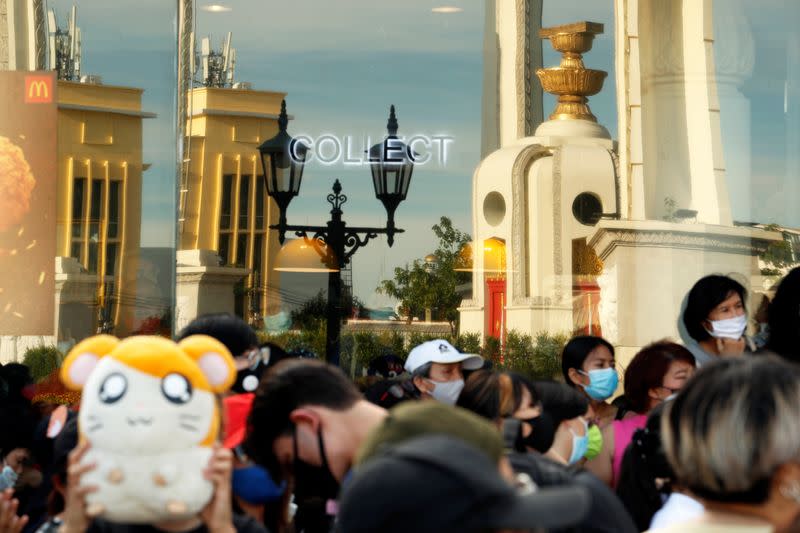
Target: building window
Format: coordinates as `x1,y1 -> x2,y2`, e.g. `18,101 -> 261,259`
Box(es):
216,173 -> 269,322
105,181 -> 122,276
72,178 -> 85,240
218,233 -> 231,265
218,174 -> 235,265
220,174 -> 234,230
236,233 -> 248,267
70,176 -> 123,278
255,177 -> 265,230
108,181 -> 120,239
239,175 -> 250,231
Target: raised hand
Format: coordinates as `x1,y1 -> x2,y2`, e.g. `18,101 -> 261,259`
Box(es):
60,442 -> 99,533
0,489 -> 28,533
200,445 -> 236,533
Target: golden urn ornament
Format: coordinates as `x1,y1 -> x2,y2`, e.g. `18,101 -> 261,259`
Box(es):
536,21 -> 607,122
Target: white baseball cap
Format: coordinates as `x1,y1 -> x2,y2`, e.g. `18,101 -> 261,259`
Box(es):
404,339 -> 484,374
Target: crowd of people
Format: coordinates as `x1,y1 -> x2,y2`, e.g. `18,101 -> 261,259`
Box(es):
0,266 -> 798,533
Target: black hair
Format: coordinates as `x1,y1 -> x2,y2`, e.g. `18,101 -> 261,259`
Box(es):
176,312 -> 258,357
561,336 -> 615,387
244,358 -> 362,480
508,373 -> 540,413
682,275 -> 747,342
0,406 -> 35,458
456,370 -> 515,421
616,403 -> 673,531
530,380 -> 589,427
766,267 -> 800,362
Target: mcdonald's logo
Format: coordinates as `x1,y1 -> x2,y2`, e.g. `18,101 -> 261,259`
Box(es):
24,75 -> 53,103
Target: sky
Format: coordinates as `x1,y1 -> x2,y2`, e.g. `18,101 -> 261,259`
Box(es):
48,0 -> 800,310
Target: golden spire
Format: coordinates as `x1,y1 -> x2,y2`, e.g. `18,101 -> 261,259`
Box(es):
536,22 -> 607,122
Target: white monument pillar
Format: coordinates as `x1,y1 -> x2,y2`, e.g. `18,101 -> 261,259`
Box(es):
713,3 -> 754,223
480,0 -> 543,158
616,0 -> 732,225
462,22 -> 619,341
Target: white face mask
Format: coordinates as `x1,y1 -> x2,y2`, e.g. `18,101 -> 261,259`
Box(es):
706,314 -> 747,340
429,379 -> 464,405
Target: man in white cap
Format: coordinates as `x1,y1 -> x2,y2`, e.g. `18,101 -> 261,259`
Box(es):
404,339 -> 484,405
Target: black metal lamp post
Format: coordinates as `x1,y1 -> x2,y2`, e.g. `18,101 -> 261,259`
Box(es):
258,101 -> 414,366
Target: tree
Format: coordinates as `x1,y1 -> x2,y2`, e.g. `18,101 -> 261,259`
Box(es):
291,289 -> 368,330
377,216 -> 471,334
760,224 -> 796,276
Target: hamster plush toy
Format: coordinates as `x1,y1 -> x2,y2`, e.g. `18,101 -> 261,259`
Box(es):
60,334 -> 236,523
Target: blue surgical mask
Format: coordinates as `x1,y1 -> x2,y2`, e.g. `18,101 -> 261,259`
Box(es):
568,420 -> 590,465
0,465 -> 18,491
232,465 -> 285,504
579,367 -> 618,400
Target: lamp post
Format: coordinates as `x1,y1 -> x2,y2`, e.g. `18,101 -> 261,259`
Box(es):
259,101 -> 415,366
423,253 -> 436,323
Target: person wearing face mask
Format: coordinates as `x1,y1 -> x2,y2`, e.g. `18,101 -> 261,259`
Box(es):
681,274 -> 755,366
562,336 -> 619,431
440,370 -> 639,533
244,358 -> 519,533
404,340 -> 484,405
530,381 -> 592,468
221,394 -> 286,532
586,342 -> 696,488
503,379 -> 639,533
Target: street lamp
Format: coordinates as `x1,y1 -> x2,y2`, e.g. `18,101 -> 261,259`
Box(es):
368,105 -> 415,246
258,100 -> 308,241
423,253 -> 437,322
259,100 -> 414,366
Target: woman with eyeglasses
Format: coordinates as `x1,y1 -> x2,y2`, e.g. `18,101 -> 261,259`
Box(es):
586,341 -> 696,488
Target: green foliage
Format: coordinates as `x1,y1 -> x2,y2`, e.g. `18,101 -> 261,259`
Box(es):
453,332 -> 481,355
290,290 -> 369,331
290,291 -> 328,330
482,336 -> 502,364
487,330 -> 567,381
260,327 -> 567,381
760,224 -> 796,276
377,216 -> 471,333
22,345 -> 64,383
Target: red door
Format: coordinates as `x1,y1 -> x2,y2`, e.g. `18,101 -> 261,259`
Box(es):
486,279 -> 506,342
573,279 -> 602,336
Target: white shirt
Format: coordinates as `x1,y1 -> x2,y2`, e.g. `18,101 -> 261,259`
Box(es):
650,492 -> 705,530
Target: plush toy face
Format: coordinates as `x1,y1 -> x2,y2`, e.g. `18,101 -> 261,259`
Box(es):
59,334 -> 237,523
62,335 -> 236,451
80,357 -> 217,454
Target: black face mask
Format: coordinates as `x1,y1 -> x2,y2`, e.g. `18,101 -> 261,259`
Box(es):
292,425 -> 341,502
520,411 -> 557,453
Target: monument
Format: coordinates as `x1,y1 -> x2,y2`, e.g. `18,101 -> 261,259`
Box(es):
461,9 -> 781,361
460,22 -> 619,343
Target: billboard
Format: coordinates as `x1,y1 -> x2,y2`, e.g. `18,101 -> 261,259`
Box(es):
0,72 -> 57,335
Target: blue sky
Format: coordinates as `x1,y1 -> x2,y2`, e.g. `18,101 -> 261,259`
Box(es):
52,0 -> 800,309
